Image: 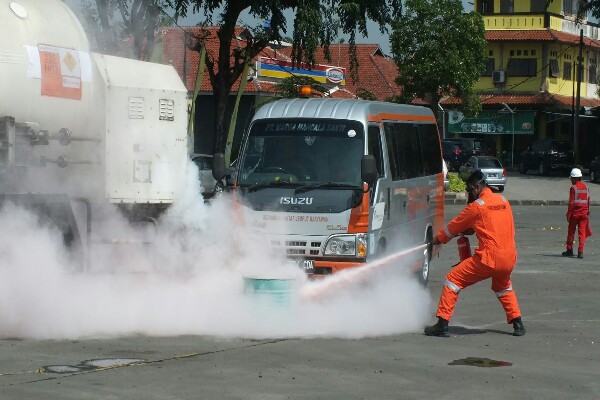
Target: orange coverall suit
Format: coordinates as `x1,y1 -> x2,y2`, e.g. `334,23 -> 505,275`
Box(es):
566,180 -> 591,253
435,187 -> 521,323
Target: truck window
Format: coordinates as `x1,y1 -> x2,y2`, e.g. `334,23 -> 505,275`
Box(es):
238,119 -> 365,186
417,123 -> 442,175
396,123 -> 421,179
384,122 -> 402,180
384,122 -> 422,180
368,125 -> 384,177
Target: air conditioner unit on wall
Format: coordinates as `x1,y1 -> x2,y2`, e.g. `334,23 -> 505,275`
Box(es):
492,70 -> 506,84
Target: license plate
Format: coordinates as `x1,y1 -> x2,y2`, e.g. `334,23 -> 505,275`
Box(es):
288,259 -> 315,274
487,174 -> 497,178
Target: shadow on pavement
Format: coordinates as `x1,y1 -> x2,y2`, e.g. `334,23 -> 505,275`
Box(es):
448,326 -> 486,335
449,327 -> 513,336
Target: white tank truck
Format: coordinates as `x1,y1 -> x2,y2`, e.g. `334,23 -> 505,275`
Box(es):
0,0 -> 221,268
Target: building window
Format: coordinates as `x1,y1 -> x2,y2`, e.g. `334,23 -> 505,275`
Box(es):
517,50 -> 522,56
478,0 -> 494,14
500,0 -> 514,13
510,50 -> 515,56
489,50 -> 494,57
532,50 -> 536,56
563,0 -> 578,16
590,60 -> 598,83
549,60 -> 560,77
507,58 -> 537,77
531,0 -> 547,12
563,61 -> 572,80
482,58 -> 495,76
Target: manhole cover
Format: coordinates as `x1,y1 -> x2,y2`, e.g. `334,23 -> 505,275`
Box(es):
43,365 -> 83,373
449,357 -> 512,367
83,358 -> 144,368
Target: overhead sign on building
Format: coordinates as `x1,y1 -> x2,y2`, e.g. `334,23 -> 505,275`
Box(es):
447,110 -> 535,135
256,57 -> 346,86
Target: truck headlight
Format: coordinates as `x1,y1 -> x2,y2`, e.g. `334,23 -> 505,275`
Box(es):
324,234 -> 367,257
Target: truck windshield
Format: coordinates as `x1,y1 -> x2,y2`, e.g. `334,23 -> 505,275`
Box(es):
238,119 -> 365,187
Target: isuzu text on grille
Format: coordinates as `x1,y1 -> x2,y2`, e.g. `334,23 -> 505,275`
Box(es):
280,197 -> 314,205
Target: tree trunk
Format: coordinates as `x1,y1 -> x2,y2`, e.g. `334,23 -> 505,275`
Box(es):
213,84 -> 229,154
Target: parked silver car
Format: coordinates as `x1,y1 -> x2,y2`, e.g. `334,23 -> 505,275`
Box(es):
459,156 -> 507,192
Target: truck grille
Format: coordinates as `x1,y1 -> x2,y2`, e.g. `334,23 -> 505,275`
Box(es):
270,239 -> 322,256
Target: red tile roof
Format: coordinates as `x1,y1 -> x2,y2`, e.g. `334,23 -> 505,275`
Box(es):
276,44 -> 401,101
161,27 -> 400,100
486,29 -> 600,49
441,92 -> 600,108
551,94 -> 600,107
486,30 -> 555,41
479,92 -> 555,105
549,30 -> 600,49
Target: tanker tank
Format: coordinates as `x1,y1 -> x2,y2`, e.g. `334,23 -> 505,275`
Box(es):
0,0 -> 189,268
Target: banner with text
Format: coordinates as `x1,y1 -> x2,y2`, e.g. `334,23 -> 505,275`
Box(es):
256,57 -> 346,86
447,110 -> 535,135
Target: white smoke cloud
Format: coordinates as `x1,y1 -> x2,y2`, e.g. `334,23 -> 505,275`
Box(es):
0,161 -> 431,340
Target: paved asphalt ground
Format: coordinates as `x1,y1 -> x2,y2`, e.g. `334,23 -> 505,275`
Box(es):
1,176 -> 599,399
447,170 -> 600,205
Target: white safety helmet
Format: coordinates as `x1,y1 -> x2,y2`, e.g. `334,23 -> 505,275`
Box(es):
570,168 -> 582,178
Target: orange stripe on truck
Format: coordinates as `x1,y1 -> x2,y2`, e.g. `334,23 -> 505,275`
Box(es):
347,185 -> 370,233
368,113 -> 436,123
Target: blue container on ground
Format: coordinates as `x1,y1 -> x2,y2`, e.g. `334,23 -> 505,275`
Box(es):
243,277 -> 296,307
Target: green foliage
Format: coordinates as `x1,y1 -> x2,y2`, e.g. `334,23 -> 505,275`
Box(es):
163,0 -> 402,153
448,173 -> 466,193
81,0 -> 170,58
356,88 -> 377,101
272,76 -> 327,98
389,0 -> 486,115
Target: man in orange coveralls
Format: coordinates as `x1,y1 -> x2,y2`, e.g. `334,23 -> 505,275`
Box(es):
424,171 -> 525,337
562,168 -> 591,259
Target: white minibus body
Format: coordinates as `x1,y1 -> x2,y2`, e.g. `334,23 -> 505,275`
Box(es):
233,98 -> 444,285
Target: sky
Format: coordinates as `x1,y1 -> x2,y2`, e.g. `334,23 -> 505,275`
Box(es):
63,0 -> 475,56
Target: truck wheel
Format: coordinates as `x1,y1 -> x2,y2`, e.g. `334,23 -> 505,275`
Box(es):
519,161 -> 527,174
418,244 -> 430,287
418,231 -> 433,287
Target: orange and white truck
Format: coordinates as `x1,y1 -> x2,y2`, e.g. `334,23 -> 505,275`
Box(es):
228,98 -> 444,285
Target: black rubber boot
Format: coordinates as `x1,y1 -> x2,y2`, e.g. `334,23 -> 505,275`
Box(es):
562,249 -> 574,257
424,317 -> 449,337
578,252 -> 584,259
511,317 -> 526,336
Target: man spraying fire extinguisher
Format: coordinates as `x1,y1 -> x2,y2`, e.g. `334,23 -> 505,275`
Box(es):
425,170 -> 525,337
562,168 -> 592,259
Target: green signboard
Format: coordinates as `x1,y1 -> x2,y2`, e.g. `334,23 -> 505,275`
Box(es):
447,110 -> 535,135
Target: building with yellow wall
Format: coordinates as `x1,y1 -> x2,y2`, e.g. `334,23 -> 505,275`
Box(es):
443,0 -> 600,168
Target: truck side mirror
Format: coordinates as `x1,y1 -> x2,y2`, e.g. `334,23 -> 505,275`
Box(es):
361,155 -> 378,186
212,153 -> 226,181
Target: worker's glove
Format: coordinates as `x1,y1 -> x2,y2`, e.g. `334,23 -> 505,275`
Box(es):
566,215 -> 570,222
431,237 -> 441,246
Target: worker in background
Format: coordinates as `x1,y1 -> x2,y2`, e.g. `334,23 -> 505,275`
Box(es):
425,171 -> 525,337
562,168 -> 591,259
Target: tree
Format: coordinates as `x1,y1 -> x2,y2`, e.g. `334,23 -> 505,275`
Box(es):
166,0 -> 401,154
389,0 -> 486,116
81,0 -> 170,59
272,76 -> 328,98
